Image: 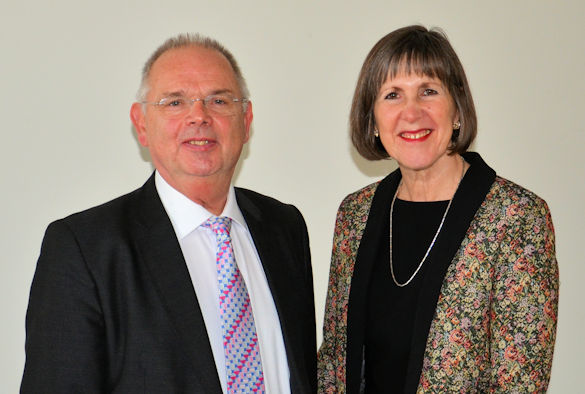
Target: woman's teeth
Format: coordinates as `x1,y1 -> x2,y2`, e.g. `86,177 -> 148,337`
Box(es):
401,129 -> 431,139
188,140 -> 209,145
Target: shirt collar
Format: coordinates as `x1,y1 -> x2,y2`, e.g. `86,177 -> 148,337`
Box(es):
154,171 -> 247,240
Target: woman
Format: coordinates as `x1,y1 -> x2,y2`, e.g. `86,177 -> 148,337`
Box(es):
317,25 -> 558,393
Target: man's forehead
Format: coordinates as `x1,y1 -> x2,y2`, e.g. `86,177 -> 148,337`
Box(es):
147,46 -> 238,90
151,46 -> 232,75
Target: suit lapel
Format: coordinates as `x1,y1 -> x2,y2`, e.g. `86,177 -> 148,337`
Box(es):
403,152 -> 496,392
131,175 -> 222,393
346,171 -> 401,394
235,189 -> 311,393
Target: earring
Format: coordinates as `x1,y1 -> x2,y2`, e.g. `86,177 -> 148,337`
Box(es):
453,121 -> 461,130
374,129 -> 379,138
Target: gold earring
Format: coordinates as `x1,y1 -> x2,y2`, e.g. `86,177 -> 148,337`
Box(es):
453,121 -> 461,130
374,129 -> 379,138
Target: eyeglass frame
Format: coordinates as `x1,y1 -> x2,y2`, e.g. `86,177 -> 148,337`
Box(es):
140,93 -> 250,116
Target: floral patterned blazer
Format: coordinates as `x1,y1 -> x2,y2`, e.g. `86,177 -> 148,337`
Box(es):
317,153 -> 558,393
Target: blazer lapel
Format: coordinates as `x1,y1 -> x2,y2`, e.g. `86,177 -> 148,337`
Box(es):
346,171 -> 401,394
403,152 -> 496,392
132,175 -> 222,393
235,189 -> 312,393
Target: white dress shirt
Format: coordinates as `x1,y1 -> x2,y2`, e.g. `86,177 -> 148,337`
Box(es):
155,172 -> 290,394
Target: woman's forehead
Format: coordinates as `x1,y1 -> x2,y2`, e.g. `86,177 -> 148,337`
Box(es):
386,56 -> 442,79
381,68 -> 444,87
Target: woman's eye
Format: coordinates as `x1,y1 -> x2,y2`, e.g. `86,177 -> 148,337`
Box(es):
384,92 -> 398,100
422,88 -> 438,96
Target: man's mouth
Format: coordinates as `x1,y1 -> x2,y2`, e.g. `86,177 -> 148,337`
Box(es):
187,140 -> 210,146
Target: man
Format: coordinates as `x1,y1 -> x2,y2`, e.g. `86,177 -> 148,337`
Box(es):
21,34 -> 316,393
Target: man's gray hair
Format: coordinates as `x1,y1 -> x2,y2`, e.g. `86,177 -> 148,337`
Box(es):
136,33 -> 250,102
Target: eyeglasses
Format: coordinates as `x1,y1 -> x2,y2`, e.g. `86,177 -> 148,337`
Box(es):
141,93 -> 249,117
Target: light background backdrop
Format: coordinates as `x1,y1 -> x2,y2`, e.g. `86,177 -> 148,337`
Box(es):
2,1 -> 583,392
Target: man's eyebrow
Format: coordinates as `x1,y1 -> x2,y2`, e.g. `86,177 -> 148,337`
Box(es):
208,89 -> 235,96
159,89 -> 236,97
160,90 -> 187,98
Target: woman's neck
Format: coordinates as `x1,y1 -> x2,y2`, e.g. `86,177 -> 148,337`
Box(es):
398,154 -> 468,202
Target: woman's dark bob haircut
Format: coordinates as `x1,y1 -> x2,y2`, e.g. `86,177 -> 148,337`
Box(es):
351,25 -> 477,160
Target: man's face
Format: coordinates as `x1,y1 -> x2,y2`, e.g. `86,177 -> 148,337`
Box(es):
131,46 -> 252,193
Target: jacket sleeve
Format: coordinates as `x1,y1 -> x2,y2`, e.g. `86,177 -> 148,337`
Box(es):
488,198 -> 559,393
21,220 -> 106,393
318,196 -> 358,394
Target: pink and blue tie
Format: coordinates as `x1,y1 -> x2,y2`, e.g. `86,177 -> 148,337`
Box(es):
203,216 -> 265,393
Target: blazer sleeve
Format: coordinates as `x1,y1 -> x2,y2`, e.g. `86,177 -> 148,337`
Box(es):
318,196 -> 357,394
21,220 -> 106,393
487,198 -> 559,392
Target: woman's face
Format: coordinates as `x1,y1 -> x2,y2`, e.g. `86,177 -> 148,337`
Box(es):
373,72 -> 458,174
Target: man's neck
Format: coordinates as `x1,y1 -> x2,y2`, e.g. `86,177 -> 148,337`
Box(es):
160,173 -> 231,216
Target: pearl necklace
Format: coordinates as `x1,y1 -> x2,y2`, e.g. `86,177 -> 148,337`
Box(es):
389,157 -> 466,287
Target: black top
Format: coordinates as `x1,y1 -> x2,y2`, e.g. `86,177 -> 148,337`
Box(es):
365,199 -> 449,393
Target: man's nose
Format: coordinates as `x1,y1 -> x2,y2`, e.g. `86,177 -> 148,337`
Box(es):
186,99 -> 211,124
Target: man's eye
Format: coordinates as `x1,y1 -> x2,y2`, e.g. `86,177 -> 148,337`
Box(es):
167,99 -> 184,107
209,96 -> 229,105
158,98 -> 185,107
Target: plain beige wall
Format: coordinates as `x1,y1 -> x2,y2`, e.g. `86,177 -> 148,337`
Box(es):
2,1 -> 583,392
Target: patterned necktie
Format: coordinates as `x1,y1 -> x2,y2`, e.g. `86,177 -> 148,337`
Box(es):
203,216 -> 265,393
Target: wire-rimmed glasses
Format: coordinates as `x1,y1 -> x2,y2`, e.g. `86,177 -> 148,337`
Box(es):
141,93 -> 249,117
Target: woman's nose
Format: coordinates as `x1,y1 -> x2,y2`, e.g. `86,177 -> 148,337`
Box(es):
401,98 -> 423,122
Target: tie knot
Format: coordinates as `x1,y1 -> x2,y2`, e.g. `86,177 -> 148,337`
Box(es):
203,216 -> 232,237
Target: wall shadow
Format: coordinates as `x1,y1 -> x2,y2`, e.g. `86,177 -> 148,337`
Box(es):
349,145 -> 397,178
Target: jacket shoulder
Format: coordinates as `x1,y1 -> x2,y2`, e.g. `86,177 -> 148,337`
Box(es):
337,181 -> 380,217
56,187 -> 143,230
235,187 -> 292,207
235,187 -> 303,218
487,176 -> 552,219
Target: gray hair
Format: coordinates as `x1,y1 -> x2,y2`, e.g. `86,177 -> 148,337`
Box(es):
136,33 -> 250,104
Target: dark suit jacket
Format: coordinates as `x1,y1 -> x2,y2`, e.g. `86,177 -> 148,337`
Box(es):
21,175 -> 317,393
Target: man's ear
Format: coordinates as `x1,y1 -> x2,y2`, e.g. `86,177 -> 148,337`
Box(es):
130,103 -> 148,147
243,101 -> 253,143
